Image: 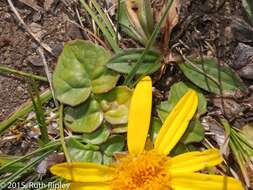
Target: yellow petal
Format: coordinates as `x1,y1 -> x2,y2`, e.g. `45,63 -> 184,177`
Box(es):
69,182 -> 111,190
50,162 -> 115,183
154,90 -> 198,155
171,173 -> 244,190
127,76 -> 152,155
168,149 -> 223,174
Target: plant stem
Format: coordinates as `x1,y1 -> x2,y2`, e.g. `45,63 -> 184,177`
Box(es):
124,0 -> 174,85
29,80 -> 50,144
0,139 -> 66,173
90,0 -> 116,39
59,104 -> 71,163
0,151 -> 52,190
0,65 -> 48,82
0,89 -> 52,133
80,0 -> 120,53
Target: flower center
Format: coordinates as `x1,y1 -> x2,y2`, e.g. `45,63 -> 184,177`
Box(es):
110,151 -> 171,190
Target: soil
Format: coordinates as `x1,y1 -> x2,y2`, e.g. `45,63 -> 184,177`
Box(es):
0,0 -> 85,121
0,0 -> 252,188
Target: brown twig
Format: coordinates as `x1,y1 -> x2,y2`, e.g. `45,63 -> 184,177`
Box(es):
37,47 -> 58,106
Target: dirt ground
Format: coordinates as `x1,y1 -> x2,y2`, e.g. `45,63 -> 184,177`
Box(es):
0,0 -> 253,187
0,0 -> 252,122
0,0 -> 85,121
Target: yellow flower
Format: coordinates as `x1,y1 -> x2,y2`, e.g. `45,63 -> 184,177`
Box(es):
50,76 -> 244,190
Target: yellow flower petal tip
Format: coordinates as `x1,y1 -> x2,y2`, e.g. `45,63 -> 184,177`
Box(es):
155,89 -> 198,155
50,162 -> 115,183
127,76 -> 152,155
171,173 -> 244,190
169,149 -> 223,174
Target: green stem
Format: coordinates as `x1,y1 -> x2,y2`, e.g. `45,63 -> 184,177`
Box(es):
0,141 -> 60,173
0,89 -> 52,133
59,104 -> 71,163
124,0 -> 174,85
80,0 -> 120,53
0,151 -> 52,190
90,0 -> 116,39
0,65 -> 48,82
28,81 -> 50,145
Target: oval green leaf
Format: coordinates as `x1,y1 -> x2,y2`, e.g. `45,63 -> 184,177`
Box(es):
101,135 -> 125,156
67,138 -> 102,164
106,49 -> 161,75
53,40 -> 118,106
179,58 -> 246,94
98,86 -> 132,125
111,124 -> 128,134
64,98 -> 103,133
81,124 -> 110,145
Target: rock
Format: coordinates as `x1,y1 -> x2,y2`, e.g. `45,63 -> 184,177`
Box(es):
66,22 -> 83,40
231,18 -> 253,43
18,0 -> 42,11
212,98 -> 243,120
51,43 -> 63,57
27,54 -> 43,66
29,23 -> 46,40
36,153 -> 65,176
231,43 -> 253,80
238,64 -> 253,79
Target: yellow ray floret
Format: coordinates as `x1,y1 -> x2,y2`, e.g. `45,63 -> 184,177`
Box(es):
154,90 -> 198,155
171,172 -> 244,190
50,162 -> 115,183
168,149 -> 223,174
127,76 -> 152,155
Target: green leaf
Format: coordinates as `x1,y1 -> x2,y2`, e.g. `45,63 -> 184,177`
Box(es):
103,154 -> 115,165
135,0 -> 154,36
171,144 -> 198,156
53,40 -> 118,106
149,117 -> 162,143
181,119 -> 205,144
64,98 -> 103,133
107,49 -> 161,75
111,124 -> 128,133
81,124 -> 110,145
156,101 -> 173,123
179,58 -> 246,94
67,138 -> 102,163
98,86 -> 132,125
241,124 -> 253,145
101,135 -> 125,156
0,155 -> 26,172
157,82 -> 207,122
170,143 -> 188,156
119,2 -> 148,45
